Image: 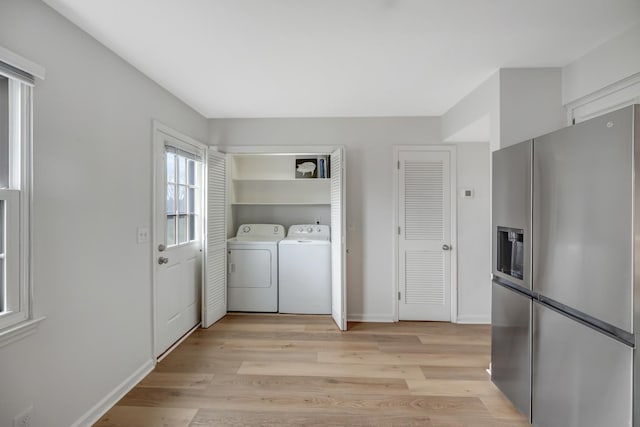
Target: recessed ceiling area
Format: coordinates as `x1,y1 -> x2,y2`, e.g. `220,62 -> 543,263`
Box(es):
43,0 -> 640,118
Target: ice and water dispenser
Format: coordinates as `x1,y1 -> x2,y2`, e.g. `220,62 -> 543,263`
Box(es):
496,227 -> 524,280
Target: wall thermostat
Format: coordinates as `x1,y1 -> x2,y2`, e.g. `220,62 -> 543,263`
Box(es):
460,188 -> 474,198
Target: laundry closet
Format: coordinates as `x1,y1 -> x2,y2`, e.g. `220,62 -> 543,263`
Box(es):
203,147 -> 346,331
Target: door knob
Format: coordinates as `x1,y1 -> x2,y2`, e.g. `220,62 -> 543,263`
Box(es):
158,256 -> 169,265
442,244 -> 451,251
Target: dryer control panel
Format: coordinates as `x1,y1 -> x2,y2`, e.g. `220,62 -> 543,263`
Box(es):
236,224 -> 285,238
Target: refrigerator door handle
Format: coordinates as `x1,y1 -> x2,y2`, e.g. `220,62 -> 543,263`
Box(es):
537,294 -> 634,347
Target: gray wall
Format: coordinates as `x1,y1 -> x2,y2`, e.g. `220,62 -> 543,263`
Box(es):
233,205 -> 331,232
456,142 -> 491,322
441,71 -> 501,150
562,23 -> 640,105
441,69 -> 565,152
212,117 -> 441,321
0,0 -> 208,426
499,68 -> 565,148
211,117 -> 492,322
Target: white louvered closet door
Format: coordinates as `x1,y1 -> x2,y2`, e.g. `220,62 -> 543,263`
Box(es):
330,147 -> 347,331
398,150 -> 451,321
203,150 -> 227,328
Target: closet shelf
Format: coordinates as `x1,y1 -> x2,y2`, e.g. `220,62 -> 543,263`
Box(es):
230,155 -> 331,206
231,178 -> 330,182
231,202 -> 330,206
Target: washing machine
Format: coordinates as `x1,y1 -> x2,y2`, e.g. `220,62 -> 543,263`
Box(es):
278,224 -> 331,314
227,224 -> 284,312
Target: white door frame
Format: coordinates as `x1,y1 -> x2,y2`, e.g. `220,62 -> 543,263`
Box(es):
151,120 -> 208,361
219,144 -> 347,330
392,145 -> 458,323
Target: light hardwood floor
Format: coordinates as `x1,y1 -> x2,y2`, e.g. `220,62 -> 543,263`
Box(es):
95,314 -> 529,426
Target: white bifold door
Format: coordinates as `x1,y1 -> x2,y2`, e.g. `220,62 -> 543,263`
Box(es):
397,148 -> 453,321
202,150 -> 227,328
330,147 -> 347,330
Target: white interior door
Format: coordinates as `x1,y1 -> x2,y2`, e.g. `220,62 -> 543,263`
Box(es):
397,148 -> 453,321
203,150 -> 227,327
330,147 -> 347,330
154,124 -> 204,357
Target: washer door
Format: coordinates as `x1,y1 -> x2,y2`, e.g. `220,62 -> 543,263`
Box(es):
228,248 -> 273,288
279,242 -> 331,314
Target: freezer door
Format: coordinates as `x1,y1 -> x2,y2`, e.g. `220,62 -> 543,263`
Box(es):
492,140 -> 532,289
491,281 -> 531,420
533,106 -> 634,332
532,302 -> 632,427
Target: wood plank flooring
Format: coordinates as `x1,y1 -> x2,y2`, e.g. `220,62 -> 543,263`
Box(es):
94,314 -> 529,427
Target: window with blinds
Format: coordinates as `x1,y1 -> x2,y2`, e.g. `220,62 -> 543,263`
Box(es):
0,53 -> 37,336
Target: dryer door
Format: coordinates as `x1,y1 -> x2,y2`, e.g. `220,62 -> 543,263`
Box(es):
228,248 -> 274,288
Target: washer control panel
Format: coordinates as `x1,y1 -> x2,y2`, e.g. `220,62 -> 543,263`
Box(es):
286,224 -> 331,240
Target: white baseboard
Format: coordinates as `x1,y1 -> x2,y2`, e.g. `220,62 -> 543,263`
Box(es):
347,314 -> 394,323
71,359 -> 154,427
158,324 -> 199,362
456,314 -> 491,324
347,314 -> 490,324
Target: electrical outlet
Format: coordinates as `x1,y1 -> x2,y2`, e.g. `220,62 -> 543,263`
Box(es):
13,406 -> 33,427
137,226 -> 149,244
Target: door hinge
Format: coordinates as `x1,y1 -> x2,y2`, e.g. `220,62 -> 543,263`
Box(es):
398,291 -> 401,301
398,226 -> 401,235
397,160 -> 400,170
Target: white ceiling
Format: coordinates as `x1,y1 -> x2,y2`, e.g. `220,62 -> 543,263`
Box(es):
43,0 -> 640,118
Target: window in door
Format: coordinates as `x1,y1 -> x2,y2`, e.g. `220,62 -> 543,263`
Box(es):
165,146 -> 202,247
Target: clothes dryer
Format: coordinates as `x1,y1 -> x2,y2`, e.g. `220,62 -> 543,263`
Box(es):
278,224 -> 331,314
227,224 -> 284,312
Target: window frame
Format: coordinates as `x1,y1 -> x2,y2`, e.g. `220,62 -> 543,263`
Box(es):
0,49 -> 45,347
164,145 -> 203,248
0,189 -> 21,324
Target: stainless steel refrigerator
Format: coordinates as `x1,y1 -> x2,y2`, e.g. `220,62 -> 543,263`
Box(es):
492,104 -> 640,427
491,139 -> 533,421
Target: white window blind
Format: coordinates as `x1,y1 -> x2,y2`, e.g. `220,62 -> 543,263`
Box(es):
0,60 -> 34,86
